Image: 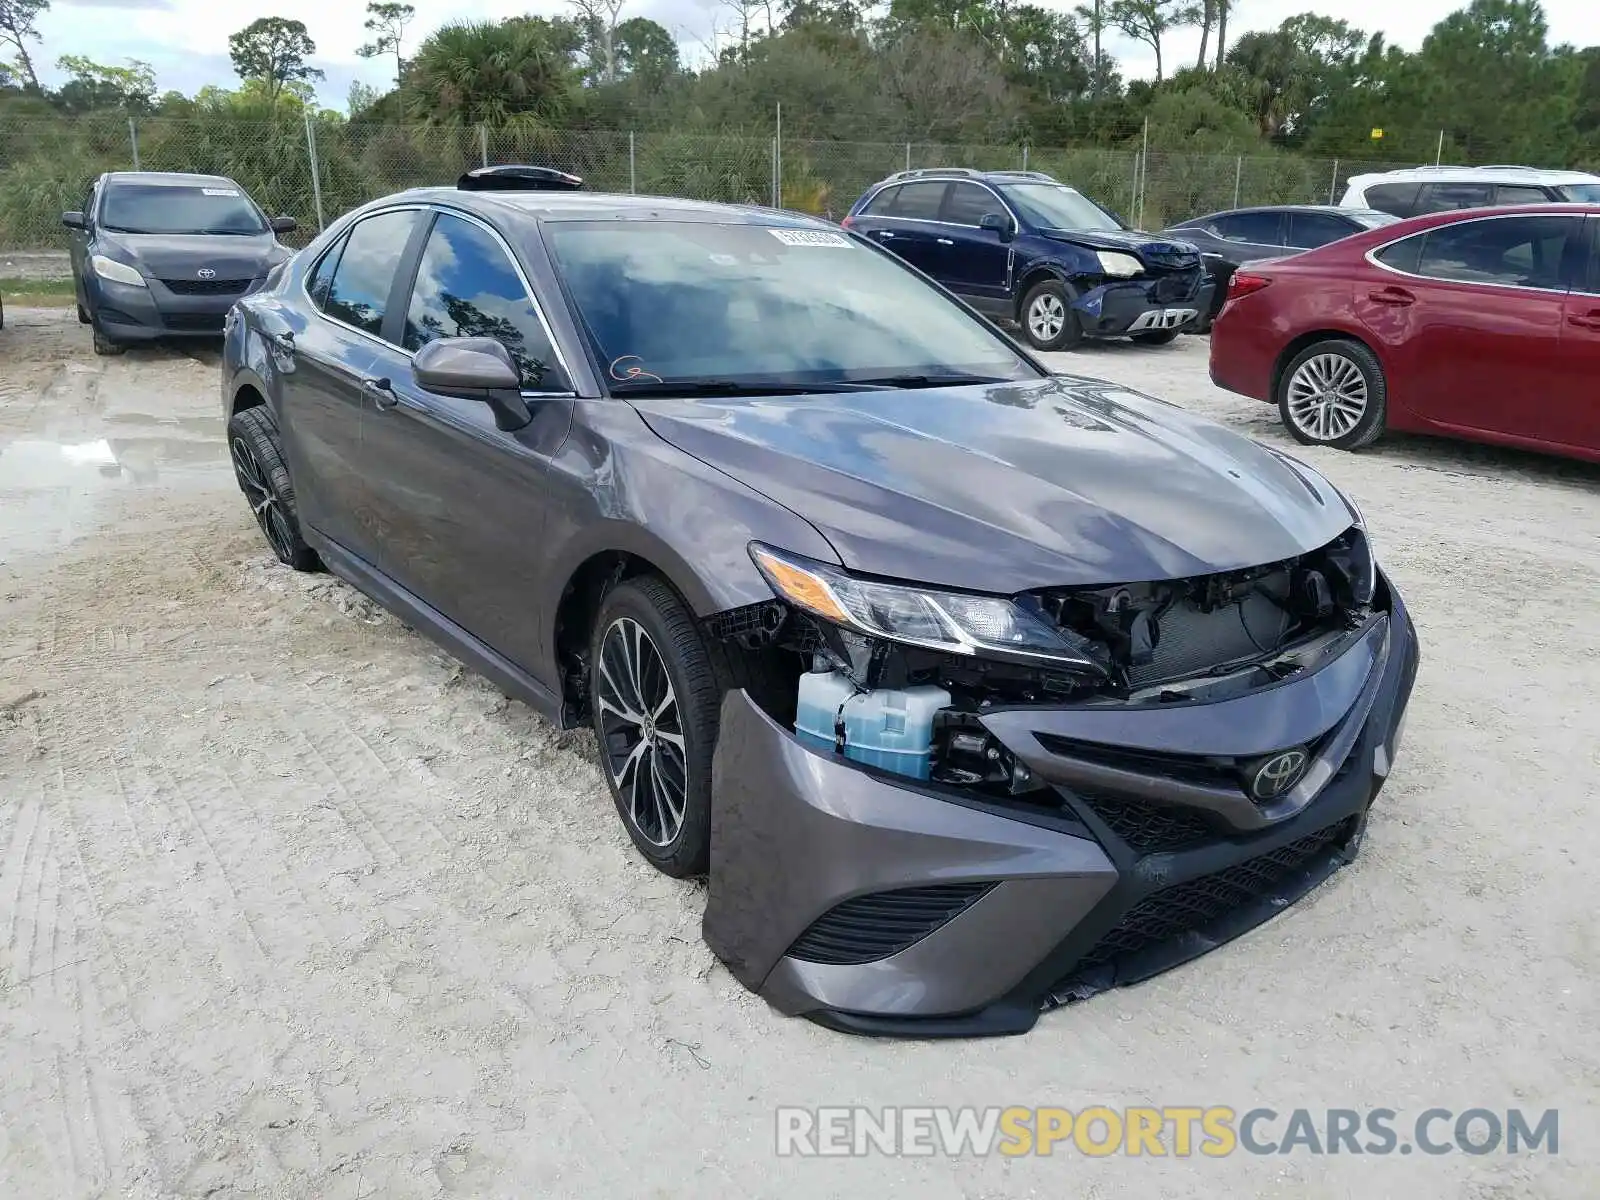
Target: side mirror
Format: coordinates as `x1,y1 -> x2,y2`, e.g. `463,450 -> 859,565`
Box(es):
979,212 -> 1015,242
413,337 -> 531,431
62,211 -> 86,230
270,215 -> 298,234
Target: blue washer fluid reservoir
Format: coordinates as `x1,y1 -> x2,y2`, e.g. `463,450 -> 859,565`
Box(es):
793,670 -> 952,781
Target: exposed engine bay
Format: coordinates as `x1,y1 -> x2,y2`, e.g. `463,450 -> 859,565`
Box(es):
705,526 -> 1380,795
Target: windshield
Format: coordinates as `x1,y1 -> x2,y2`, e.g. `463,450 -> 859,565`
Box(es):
1558,183 -> 1600,202
99,182 -> 266,235
1002,183 -> 1122,232
545,221 -> 1037,390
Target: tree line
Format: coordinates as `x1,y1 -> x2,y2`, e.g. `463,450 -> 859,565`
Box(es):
0,0 -> 1594,166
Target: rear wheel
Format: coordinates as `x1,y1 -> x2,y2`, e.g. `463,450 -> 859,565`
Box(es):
590,577 -> 721,878
1019,279 -> 1083,351
1276,339 -> 1387,451
228,405 -> 320,571
1131,328 -> 1180,346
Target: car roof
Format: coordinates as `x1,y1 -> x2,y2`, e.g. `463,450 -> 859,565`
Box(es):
1175,204 -> 1367,224
1346,165 -> 1600,187
376,187 -> 839,228
101,171 -> 242,188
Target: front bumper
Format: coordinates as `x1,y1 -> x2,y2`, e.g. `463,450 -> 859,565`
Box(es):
88,275 -> 259,340
1072,274 -> 1216,338
703,586 -> 1419,1038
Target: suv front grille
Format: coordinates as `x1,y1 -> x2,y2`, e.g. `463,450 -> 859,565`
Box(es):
1151,268 -> 1203,303
786,882 -> 994,965
1072,820 -> 1353,974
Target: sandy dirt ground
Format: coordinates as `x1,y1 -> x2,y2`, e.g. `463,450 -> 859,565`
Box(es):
1,307 -> 1596,1199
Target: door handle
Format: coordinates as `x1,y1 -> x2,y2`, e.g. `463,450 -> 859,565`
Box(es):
875,230 -> 894,239
1567,310 -> 1600,330
936,238 -> 954,246
362,377 -> 398,410
1367,286 -> 1416,307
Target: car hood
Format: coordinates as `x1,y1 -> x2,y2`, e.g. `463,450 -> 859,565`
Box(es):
99,231 -> 284,280
1037,227 -> 1200,258
628,375 -> 1355,593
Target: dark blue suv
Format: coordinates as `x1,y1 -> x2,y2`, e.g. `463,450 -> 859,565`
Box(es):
844,168 -> 1212,351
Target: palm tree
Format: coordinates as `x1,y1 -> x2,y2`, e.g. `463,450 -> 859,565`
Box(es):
405,19 -> 579,128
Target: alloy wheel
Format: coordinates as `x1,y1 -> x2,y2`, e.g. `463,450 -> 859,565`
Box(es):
230,436 -> 296,562
1027,293 -> 1066,343
1285,353 -> 1369,442
595,617 -> 688,848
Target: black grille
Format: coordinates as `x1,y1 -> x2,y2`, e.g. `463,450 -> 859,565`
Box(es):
1151,269 -> 1203,303
1142,246 -> 1200,269
1073,822 -> 1351,972
787,882 -> 995,965
162,312 -> 226,332
162,277 -> 250,296
1074,791 -> 1216,853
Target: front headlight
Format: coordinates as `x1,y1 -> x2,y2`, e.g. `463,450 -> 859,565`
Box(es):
750,544 -> 1105,672
91,255 -> 146,287
1095,250 -> 1144,278
1334,487 -> 1379,604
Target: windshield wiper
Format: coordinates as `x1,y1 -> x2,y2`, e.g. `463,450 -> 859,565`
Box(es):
845,373 -> 1013,389
610,378 -> 866,398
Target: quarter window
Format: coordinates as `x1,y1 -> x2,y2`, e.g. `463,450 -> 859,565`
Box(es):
1413,215 -> 1580,290
324,210 -> 420,337
305,234 -> 346,309
1374,234 -> 1424,275
859,186 -> 900,217
403,212 -> 558,389
1364,183 -> 1422,217
943,182 -> 1001,226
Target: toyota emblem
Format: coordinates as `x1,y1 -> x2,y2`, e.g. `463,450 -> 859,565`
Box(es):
197,267 -> 216,279
1248,748 -> 1309,800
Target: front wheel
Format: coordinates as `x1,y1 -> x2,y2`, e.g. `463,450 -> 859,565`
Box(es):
590,577 -> 721,877
1019,280 -> 1083,351
91,318 -> 126,356
1277,339 -> 1388,451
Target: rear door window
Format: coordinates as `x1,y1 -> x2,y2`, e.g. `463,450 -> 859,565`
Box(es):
1287,212 -> 1356,249
1417,183 -> 1494,213
1210,211 -> 1284,245
402,212 -> 559,389
1494,184 -> 1553,206
1375,234 -> 1424,275
323,209 -> 420,337
1363,183 -> 1422,217
1413,214 -> 1581,290
887,182 -> 948,221
858,186 -> 900,217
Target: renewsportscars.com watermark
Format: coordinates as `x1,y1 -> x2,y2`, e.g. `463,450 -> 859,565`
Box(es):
775,1106 -> 1559,1158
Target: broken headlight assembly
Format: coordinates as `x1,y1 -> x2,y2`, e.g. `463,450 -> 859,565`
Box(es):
749,543 -> 1107,674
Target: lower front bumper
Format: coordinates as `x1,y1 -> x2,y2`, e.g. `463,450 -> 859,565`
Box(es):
702,594 -> 1418,1038
89,277 -> 248,340
1073,277 -> 1215,338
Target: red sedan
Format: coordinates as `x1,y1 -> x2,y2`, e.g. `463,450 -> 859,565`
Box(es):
1209,204 -> 1600,462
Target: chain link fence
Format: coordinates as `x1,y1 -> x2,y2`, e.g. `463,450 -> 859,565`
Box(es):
0,112 -> 1425,257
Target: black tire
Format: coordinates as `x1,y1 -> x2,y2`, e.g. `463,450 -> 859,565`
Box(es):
91,318 -> 126,356
77,303 -> 90,325
590,577 -> 722,877
1276,338 -> 1388,451
1130,328 -> 1181,346
227,405 -> 321,571
1018,279 -> 1083,351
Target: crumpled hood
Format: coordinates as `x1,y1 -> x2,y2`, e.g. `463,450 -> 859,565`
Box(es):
101,231 -> 285,280
628,375 -> 1355,593
1038,227 -> 1200,261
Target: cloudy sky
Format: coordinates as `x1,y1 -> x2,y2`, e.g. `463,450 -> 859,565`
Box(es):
35,0 -> 1598,112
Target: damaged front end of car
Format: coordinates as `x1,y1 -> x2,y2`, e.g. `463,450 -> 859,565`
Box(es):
699,524 -> 1418,1038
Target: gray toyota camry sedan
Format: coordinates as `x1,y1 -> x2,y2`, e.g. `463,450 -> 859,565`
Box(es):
221,166 -> 1419,1038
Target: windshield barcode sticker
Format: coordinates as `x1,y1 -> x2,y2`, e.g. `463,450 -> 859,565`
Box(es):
202,188 -> 241,197
768,229 -> 851,248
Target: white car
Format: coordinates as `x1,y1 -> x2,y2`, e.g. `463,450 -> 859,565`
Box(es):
1340,165 -> 1600,218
